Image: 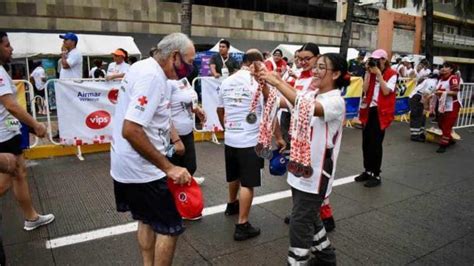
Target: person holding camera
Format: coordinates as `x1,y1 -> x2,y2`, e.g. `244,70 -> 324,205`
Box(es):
355,49 -> 398,187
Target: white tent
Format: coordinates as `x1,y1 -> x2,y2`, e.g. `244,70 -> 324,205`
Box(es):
272,44 -> 360,62
209,41 -> 244,54
9,32 -> 142,58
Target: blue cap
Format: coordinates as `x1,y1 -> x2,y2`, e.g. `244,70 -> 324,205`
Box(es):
59,32 -> 78,43
269,150 -> 289,176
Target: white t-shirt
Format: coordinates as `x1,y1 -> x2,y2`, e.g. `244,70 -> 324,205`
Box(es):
416,68 -> 431,81
397,64 -> 406,77
287,89 -> 345,195
370,75 -> 397,107
59,48 -> 83,79
110,57 -> 172,184
88,67 -> 106,78
107,62 -> 130,77
169,78 -> 198,136
218,69 -> 264,148
409,78 -> 438,98
30,66 -> 46,90
0,66 -> 21,142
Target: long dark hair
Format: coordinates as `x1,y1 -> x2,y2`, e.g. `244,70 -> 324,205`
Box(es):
320,53 -> 351,89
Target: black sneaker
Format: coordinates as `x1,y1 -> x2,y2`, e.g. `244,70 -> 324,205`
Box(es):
364,175 -> 381,187
420,134 -> 426,142
436,146 -> 447,153
410,135 -> 425,142
354,172 -> 371,182
448,140 -> 456,146
234,222 -> 261,241
224,200 -> 239,216
284,215 -> 290,224
322,217 -> 336,232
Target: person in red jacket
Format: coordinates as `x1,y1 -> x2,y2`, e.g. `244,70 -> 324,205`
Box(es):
434,62 -> 461,153
355,49 -> 397,187
264,49 -> 287,77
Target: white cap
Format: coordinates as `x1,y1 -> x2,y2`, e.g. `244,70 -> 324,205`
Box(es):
402,57 -> 410,63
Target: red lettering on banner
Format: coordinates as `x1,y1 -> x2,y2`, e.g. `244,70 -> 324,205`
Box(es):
85,110 -> 111,129
108,88 -> 119,104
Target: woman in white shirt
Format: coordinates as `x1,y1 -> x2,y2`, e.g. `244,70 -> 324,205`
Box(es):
168,78 -> 206,186
258,53 -> 349,265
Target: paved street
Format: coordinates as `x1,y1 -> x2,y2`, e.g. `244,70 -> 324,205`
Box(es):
1,122 -> 473,265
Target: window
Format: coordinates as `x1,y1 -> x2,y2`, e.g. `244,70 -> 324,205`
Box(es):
392,0 -> 407,9
444,25 -> 456,34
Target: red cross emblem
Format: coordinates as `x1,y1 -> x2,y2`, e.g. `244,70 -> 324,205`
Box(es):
138,96 -> 148,106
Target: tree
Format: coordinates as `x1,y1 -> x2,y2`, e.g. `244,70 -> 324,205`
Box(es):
181,0 -> 192,36
413,0 -> 474,67
412,0 -> 433,66
340,0 -> 355,60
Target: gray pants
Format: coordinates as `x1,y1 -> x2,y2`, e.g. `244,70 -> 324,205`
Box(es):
0,212 -> 5,266
288,186 -> 336,265
409,94 -> 426,136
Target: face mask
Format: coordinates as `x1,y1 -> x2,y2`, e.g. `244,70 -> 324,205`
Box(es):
174,53 -> 194,79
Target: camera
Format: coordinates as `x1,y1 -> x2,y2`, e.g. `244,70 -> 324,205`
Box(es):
367,58 -> 379,68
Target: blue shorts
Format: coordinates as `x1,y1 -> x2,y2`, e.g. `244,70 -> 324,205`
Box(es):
113,178 -> 184,236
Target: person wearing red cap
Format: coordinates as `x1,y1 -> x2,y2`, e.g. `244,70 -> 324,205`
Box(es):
106,49 -> 130,81
59,32 -> 83,79
356,49 -> 398,187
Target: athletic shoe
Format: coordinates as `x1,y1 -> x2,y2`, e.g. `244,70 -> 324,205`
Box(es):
436,146 -> 447,153
24,214 -> 55,231
234,222 -> 261,241
448,140 -> 456,146
364,175 -> 381,187
193,176 -> 205,185
354,172 -> 371,182
284,215 -> 291,224
322,217 -> 336,232
224,200 -> 239,216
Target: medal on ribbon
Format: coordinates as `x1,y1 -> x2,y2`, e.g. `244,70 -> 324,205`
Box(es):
288,91 -> 316,178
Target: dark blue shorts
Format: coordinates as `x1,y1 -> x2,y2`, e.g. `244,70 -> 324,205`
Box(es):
0,135 -> 22,155
113,178 -> 184,236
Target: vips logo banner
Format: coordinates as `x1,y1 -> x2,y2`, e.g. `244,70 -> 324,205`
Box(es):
55,80 -> 122,145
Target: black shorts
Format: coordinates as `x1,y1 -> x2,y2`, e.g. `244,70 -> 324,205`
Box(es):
113,178 -> 184,236
224,145 -> 264,188
0,135 -> 22,155
169,132 -> 197,175
34,87 -> 45,98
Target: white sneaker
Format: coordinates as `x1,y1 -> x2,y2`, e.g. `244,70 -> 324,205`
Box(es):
24,214 -> 55,231
193,176 -> 205,185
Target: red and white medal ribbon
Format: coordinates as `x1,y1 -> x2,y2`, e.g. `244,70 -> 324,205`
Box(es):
256,86 -> 280,159
288,90 -> 316,177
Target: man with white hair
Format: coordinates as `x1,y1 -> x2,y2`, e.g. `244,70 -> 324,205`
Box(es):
111,32 -> 195,265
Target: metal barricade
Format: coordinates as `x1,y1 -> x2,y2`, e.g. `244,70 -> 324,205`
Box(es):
191,76 -> 222,144
12,79 -> 39,148
455,83 -> 474,129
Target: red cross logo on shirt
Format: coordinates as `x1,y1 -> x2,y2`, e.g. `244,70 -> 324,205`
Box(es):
138,96 -> 148,106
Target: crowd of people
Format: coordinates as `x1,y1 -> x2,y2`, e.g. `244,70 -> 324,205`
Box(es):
0,30 -> 467,266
